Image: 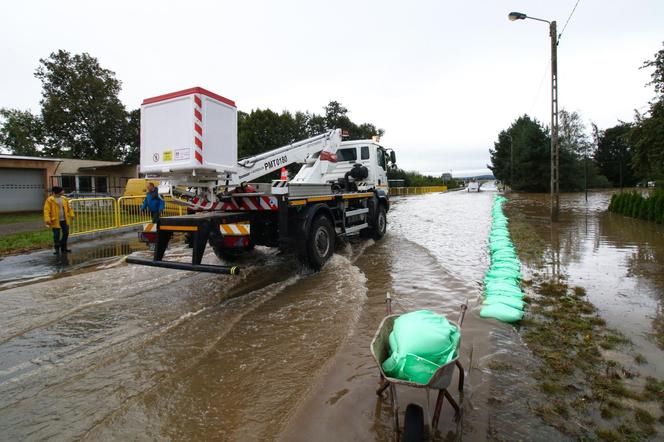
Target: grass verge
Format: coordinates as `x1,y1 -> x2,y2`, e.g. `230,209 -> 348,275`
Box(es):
0,212 -> 42,224
504,198 -> 664,439
0,230 -> 53,256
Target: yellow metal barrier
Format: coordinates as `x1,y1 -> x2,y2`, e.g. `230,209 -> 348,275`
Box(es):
69,197 -> 118,235
117,196 -> 185,227
389,185 -> 447,196
69,195 -> 185,236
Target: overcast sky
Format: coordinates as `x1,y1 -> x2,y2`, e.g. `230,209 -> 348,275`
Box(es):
1,0 -> 662,177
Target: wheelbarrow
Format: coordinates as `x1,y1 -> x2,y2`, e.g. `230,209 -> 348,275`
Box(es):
370,293 -> 467,440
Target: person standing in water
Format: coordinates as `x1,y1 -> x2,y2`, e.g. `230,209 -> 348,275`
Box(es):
43,186 -> 75,254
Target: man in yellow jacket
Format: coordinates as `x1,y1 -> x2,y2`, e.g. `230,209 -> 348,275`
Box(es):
43,186 -> 75,254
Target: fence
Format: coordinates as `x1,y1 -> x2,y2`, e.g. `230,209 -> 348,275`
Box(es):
389,186 -> 447,196
69,196 -> 185,235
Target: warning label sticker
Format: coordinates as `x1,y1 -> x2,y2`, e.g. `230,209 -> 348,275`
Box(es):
174,148 -> 190,161
163,150 -> 173,161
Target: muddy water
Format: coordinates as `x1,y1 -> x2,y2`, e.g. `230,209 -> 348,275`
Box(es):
1,190 -> 661,441
0,232 -> 148,291
508,190 -> 664,378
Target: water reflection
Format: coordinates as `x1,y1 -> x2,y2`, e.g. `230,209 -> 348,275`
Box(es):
0,233 -> 148,291
508,190 -> 664,377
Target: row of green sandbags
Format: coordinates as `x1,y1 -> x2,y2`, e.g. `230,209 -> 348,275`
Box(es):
479,195 -> 525,323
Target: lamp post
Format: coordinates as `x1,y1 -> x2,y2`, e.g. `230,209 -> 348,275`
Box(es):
505,133 -> 514,189
508,11 -> 559,221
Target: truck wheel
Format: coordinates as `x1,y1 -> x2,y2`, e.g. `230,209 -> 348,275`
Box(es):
210,240 -> 242,262
305,215 -> 335,269
403,403 -> 425,442
372,205 -> 387,240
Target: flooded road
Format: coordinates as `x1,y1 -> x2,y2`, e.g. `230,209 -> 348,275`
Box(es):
1,189 -> 662,440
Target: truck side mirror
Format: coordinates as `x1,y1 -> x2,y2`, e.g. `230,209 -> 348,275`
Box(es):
389,151 -> 396,164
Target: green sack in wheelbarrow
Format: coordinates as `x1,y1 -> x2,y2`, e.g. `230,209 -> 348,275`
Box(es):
381,310 -> 460,384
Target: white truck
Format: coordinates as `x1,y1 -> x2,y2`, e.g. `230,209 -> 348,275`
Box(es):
127,87 -> 396,274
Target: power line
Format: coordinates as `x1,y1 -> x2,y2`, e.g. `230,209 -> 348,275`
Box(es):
558,0 -> 582,42
529,61 -> 551,117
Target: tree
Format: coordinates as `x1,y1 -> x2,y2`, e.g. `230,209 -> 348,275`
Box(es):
630,42 -> 664,180
489,115 -> 551,192
237,108 -> 302,158
121,108 -> 140,164
0,108 -> 44,156
35,50 -> 129,160
559,110 -> 591,157
237,101 -> 384,159
594,123 -> 636,188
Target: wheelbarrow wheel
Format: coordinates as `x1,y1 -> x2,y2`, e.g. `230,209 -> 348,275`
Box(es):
403,403 -> 424,442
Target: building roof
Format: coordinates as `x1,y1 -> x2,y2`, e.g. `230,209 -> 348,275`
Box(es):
0,154 -> 62,162
57,159 -> 124,174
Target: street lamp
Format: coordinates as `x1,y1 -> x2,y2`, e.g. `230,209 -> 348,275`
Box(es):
508,11 -> 560,221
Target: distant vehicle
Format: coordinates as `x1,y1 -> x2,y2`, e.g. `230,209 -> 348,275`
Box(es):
647,181 -> 656,188
122,178 -> 161,197
467,181 -> 480,192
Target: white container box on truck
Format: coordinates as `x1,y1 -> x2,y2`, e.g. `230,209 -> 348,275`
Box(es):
140,87 -> 238,175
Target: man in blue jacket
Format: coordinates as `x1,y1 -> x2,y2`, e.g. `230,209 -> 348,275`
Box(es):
141,182 -> 165,223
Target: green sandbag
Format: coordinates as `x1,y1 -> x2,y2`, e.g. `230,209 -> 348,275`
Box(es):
492,250 -> 518,260
485,285 -> 524,299
489,241 -> 513,250
399,353 -> 442,384
490,243 -> 515,254
382,310 -> 460,384
483,295 -> 525,310
484,281 -> 524,297
486,268 -> 521,280
480,303 -> 523,322
491,259 -> 520,268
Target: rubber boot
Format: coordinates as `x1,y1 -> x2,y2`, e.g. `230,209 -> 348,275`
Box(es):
53,243 -> 60,255
61,242 -> 72,253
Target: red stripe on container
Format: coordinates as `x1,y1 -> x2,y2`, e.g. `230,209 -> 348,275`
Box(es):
195,137 -> 203,148
194,95 -> 202,107
194,123 -> 202,136
194,109 -> 202,121
195,151 -> 203,163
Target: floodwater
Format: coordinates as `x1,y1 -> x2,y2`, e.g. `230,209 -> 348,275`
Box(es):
0,189 -> 662,440
508,190 -> 664,379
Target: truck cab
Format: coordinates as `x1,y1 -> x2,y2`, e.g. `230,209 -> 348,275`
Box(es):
292,139 -> 392,193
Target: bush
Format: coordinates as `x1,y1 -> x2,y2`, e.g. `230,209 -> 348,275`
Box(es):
609,190 -> 664,224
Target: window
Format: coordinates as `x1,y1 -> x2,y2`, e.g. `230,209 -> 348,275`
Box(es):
95,176 -> 108,194
61,176 -> 76,193
376,149 -> 386,170
361,146 -> 370,160
78,176 -> 92,192
336,148 -> 357,161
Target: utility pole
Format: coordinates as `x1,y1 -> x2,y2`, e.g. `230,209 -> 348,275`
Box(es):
509,11 -> 560,222
550,20 -> 560,221
506,133 -> 514,190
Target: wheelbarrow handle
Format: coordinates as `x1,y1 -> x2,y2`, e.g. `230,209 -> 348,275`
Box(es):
386,292 -> 393,315
458,301 -> 468,327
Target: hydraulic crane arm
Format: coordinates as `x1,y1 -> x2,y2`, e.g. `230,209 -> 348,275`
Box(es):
231,129 -> 341,184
